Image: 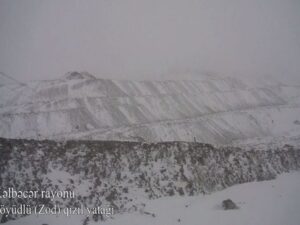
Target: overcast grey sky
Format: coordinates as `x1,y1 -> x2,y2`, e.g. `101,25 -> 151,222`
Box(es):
0,0 -> 299,82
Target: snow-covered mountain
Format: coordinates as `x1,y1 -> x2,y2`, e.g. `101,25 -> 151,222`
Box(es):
0,72 -> 299,145
0,72 -> 24,87
1,72 -> 300,224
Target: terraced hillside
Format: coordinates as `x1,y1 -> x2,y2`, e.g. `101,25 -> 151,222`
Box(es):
0,72 -> 299,145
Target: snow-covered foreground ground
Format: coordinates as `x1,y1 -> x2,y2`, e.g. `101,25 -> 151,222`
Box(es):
7,172 -> 300,225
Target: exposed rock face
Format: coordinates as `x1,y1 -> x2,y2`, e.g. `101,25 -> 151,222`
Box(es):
0,138 -> 299,223
0,73 -> 299,145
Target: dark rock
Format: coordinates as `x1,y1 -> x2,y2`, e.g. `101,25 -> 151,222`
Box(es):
222,199 -> 239,210
1,214 -> 8,223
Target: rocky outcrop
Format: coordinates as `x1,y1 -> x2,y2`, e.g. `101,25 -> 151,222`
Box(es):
222,199 -> 239,210
0,138 -> 299,223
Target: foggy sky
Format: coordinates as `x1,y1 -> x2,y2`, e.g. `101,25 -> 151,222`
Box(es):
0,0 -> 300,83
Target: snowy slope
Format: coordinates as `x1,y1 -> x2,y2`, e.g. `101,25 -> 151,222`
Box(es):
0,72 -> 299,145
105,172 -> 300,225
6,172 -> 300,225
1,138 -> 300,224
